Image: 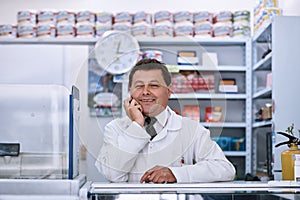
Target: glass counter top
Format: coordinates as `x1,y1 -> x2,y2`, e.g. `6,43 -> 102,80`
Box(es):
82,181 -> 300,200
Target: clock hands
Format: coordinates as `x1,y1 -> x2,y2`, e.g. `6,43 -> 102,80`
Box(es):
116,41 -> 124,54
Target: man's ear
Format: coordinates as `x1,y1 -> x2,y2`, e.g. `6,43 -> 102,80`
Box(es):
167,85 -> 173,97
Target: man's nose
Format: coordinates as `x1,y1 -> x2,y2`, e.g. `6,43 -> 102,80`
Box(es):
142,84 -> 151,94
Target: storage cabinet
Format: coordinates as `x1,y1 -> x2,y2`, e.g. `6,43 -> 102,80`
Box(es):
252,16 -> 300,180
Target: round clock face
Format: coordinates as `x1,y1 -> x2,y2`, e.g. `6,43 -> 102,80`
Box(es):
94,31 -> 140,75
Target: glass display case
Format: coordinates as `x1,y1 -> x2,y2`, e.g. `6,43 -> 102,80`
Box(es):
82,182 -> 300,200
0,84 -> 79,179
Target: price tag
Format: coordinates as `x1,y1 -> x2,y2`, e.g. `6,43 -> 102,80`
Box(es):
167,65 -> 179,73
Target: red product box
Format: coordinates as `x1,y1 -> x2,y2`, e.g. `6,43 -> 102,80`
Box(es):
205,106 -> 222,122
182,105 -> 200,121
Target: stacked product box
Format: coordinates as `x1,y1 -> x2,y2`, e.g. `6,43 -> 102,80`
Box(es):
132,11 -> 152,37
153,11 -> 173,37
113,12 -> 132,33
17,10 -> 37,38
56,10 -> 76,38
173,11 -> 193,37
0,9 -> 251,39
76,11 -> 96,38
36,10 -> 56,38
95,12 -> 113,37
254,0 -> 282,32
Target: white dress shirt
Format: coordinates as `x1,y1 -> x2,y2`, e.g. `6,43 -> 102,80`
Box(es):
95,106 -> 236,183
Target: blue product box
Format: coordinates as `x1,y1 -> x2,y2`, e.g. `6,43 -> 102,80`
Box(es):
212,136 -> 231,151
230,137 -> 245,151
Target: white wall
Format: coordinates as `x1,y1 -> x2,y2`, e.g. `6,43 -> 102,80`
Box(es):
280,0 -> 300,16
0,0 -> 299,182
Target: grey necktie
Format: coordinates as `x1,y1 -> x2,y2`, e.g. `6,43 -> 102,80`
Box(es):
145,117 -> 157,140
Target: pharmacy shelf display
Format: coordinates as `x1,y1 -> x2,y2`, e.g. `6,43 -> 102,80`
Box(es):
252,16 -> 300,180
0,36 -> 252,180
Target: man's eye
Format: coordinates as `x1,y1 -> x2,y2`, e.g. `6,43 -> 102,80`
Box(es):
135,85 -> 144,89
149,84 -> 159,88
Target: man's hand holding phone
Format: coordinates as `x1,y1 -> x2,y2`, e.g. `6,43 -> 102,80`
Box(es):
124,97 -> 144,126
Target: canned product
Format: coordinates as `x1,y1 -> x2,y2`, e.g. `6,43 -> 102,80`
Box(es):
76,24 -> 95,38
213,11 -> 233,24
143,50 -> 163,61
37,24 -> 55,38
37,10 -> 56,25
0,24 -> 17,38
131,24 -> 152,37
114,12 -> 132,24
233,10 -> 250,23
173,11 -> 193,24
95,24 -> 111,37
133,11 -> 152,25
76,11 -> 95,25
17,10 -> 36,25
113,23 -> 131,32
56,24 -> 75,37
153,24 -> 173,37
56,11 -> 76,25
232,25 -> 250,38
174,23 -> 193,37
213,23 -> 232,38
154,11 -> 173,24
95,12 -> 113,26
17,24 -> 36,38
194,22 -> 212,38
193,11 -> 213,24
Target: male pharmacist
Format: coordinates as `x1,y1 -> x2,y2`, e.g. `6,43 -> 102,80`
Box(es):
95,58 -> 235,183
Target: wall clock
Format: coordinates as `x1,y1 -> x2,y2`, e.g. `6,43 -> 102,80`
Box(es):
94,31 -> 140,75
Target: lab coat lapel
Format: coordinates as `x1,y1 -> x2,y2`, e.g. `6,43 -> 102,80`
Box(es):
152,109 -> 182,141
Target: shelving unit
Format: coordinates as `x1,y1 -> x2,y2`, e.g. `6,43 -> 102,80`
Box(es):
170,93 -> 247,99
252,16 -> 300,180
0,35 -> 252,180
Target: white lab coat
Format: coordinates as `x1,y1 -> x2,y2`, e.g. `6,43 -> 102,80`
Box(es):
95,107 -> 236,183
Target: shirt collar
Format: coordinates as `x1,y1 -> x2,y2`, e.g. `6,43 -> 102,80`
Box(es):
154,106 -> 170,128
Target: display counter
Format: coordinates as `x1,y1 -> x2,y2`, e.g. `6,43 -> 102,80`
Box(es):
0,174 -> 86,200
80,181 -> 300,200
1,179 -> 300,199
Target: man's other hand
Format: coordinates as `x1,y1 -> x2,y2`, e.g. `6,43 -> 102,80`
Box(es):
140,165 -> 177,183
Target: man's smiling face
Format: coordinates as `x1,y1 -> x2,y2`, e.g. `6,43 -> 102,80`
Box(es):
130,69 -> 171,117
